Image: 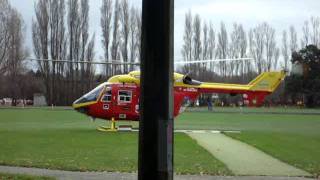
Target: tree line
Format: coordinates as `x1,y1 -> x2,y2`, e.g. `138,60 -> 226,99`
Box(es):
31,0 -> 142,105
180,11 -> 320,83
0,0 -> 29,105
179,11 -> 320,106
0,0 -> 142,106
1,1 -> 320,106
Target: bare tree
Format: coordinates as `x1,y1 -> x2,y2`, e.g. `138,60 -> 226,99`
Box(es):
181,10 -> 193,73
208,22 -> 215,71
135,9 -> 142,64
202,21 -> 209,60
289,25 -> 298,53
33,0 -> 67,105
249,24 -> 265,74
192,14 -> 201,75
229,24 -> 238,76
230,23 -> 247,76
182,10 -> 193,61
80,0 -> 89,63
192,14 -> 201,60
5,3 -> 28,104
299,17 -> 320,48
310,16 -> 320,47
217,22 -> 228,77
84,34 -> 96,90
67,0 -> 81,102
0,0 -> 10,75
264,23 -> 276,72
238,24 -> 247,76
301,20 -> 309,48
79,0 -> 94,95
129,6 -> 137,71
101,0 -> 113,76
282,30 -> 289,70
273,48 -> 280,70
33,0 -> 94,105
120,0 -> 129,73
33,0 -> 51,104
111,0 -> 120,74
249,23 -> 281,73
200,21 -> 209,78
66,0 -> 95,99
49,0 -> 66,104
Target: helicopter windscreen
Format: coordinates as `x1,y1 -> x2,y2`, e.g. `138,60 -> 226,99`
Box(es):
73,83 -> 107,104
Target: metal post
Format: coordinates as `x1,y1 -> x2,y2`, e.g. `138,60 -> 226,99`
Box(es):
138,0 -> 174,179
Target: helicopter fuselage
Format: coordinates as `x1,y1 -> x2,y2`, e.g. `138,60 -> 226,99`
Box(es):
72,71 -> 285,121
73,83 -> 199,121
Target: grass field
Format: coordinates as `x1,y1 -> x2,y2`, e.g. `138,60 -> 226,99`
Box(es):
227,132 -> 320,176
186,106 -> 320,114
176,110 -> 320,176
176,110 -> 320,134
0,109 -> 230,175
0,173 -> 55,180
0,107 -> 319,176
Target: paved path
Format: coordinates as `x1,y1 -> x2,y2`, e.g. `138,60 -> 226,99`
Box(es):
187,133 -> 311,177
0,166 -> 314,180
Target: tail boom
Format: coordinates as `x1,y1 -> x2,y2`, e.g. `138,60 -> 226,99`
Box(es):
196,71 -> 286,106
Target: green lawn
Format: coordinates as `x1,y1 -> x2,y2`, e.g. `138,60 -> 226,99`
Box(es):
1,108 -> 320,176
186,106 -> 320,114
176,111 -> 320,135
227,132 -> 320,176
0,109 -> 230,175
176,111 -> 320,176
0,173 -> 55,180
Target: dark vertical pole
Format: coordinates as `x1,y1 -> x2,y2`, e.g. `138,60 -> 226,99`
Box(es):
138,0 -> 174,179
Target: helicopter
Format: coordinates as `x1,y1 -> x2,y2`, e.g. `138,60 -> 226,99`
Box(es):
27,58 -> 286,131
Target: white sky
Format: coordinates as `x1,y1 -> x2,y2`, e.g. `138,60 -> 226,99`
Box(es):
9,0 -> 320,62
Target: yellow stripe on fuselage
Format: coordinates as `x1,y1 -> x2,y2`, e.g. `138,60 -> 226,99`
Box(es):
72,101 -> 97,109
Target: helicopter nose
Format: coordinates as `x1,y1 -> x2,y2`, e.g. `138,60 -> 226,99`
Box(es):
72,102 -> 87,114
72,98 -> 90,114
74,106 -> 89,114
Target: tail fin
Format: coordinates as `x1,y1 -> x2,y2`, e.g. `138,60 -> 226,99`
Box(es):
248,71 -> 286,92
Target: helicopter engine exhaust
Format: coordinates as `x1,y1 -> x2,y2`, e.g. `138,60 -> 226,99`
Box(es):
183,75 -> 202,85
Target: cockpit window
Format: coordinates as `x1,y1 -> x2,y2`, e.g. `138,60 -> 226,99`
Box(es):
101,87 -> 112,102
74,83 -> 105,104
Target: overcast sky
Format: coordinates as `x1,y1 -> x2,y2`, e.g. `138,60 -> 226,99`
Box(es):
9,0 -> 320,61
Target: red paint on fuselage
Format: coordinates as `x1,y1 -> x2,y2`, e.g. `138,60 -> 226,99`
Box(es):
86,84 -> 140,120
83,83 -> 269,121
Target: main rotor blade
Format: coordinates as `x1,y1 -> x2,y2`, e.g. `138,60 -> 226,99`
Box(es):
25,58 -> 140,65
25,57 -> 253,66
174,58 -> 254,64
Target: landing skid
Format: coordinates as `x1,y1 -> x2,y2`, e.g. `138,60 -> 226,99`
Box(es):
97,117 -> 118,132
97,118 -> 134,132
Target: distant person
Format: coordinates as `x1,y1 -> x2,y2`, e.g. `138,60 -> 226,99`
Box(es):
207,97 -> 212,111
195,100 -> 199,107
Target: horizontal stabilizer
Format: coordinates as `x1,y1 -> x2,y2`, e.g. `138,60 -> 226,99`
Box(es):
248,71 -> 286,92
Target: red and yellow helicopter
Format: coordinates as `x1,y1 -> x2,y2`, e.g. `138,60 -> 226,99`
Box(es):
72,70 -> 285,131
28,58 -> 286,131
